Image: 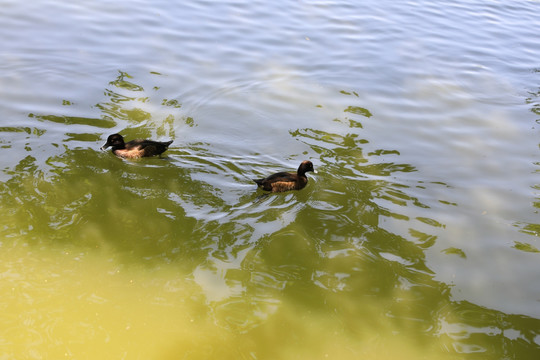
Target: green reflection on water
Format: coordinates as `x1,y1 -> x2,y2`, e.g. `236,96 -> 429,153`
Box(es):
29,113 -> 117,128
2,73 -> 540,359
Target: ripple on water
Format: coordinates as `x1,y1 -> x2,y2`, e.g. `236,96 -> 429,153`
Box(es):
1,0 -> 540,358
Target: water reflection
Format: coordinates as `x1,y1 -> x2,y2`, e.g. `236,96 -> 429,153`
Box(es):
516,71 -> 540,241
192,96 -> 540,357
3,73 -> 540,359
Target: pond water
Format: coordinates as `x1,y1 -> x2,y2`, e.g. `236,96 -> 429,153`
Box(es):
1,0 -> 539,359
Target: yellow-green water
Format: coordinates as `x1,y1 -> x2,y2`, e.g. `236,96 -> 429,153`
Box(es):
1,0 -> 540,359
0,241 -> 456,359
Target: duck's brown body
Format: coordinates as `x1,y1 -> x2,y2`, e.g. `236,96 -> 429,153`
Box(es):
254,161 -> 314,192
101,134 -> 173,159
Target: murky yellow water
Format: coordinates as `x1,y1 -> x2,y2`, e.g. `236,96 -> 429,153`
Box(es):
2,240 -> 464,360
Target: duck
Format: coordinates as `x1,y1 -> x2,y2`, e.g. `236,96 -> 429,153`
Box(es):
253,160 -> 315,192
100,133 -> 173,159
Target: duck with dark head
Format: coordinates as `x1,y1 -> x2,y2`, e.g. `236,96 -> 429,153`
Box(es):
254,160 -> 315,193
101,133 -> 173,159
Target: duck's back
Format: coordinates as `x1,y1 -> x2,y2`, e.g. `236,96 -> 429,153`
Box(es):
118,139 -> 173,158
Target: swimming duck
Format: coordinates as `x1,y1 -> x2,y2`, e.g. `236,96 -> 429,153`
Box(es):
101,133 -> 173,159
253,160 -> 315,192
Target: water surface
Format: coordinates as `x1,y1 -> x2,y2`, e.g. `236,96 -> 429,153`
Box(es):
1,0 -> 539,359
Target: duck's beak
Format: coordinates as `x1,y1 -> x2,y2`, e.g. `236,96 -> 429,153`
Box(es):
100,143 -> 110,151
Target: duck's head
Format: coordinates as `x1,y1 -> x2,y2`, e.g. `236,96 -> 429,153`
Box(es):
298,160 -> 315,175
101,133 -> 125,150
